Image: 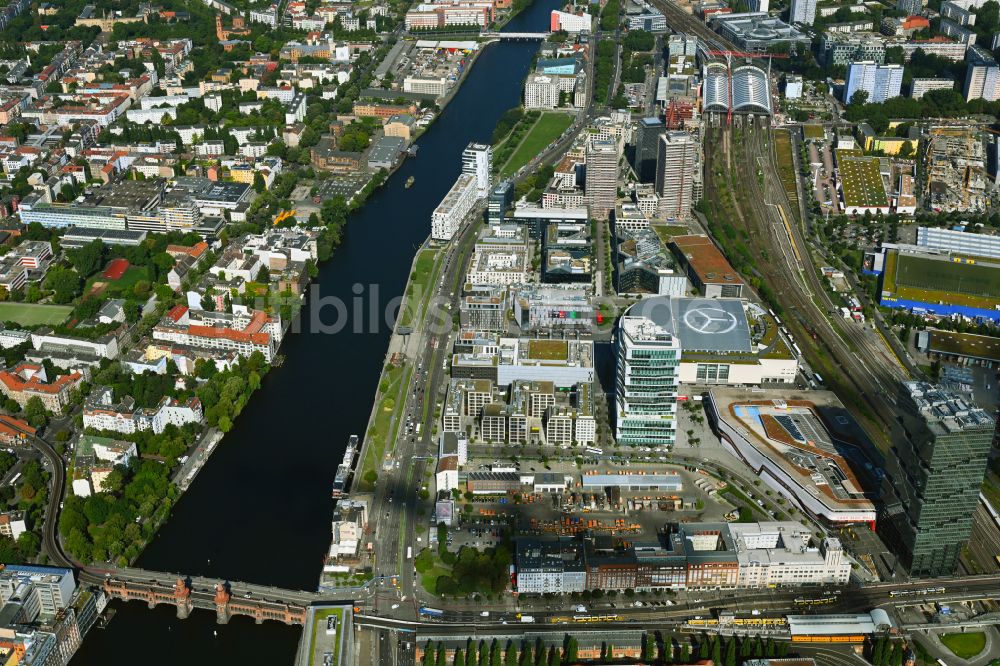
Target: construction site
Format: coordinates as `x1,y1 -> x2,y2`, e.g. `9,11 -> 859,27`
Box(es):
925,125 -> 993,213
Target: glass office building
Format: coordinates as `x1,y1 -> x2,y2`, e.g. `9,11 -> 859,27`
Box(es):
615,299 -> 681,446
878,381 -> 994,577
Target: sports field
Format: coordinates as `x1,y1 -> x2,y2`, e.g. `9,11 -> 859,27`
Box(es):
0,302 -> 73,326
499,112 -> 574,178
890,254 -> 1000,309
85,265 -> 147,298
102,258 -> 130,280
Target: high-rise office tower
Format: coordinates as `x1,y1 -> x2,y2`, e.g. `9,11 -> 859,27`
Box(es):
790,0 -> 816,25
633,117 -> 664,183
614,297 -> 681,447
487,180 -> 512,225
585,138 -> 619,220
655,131 -> 697,221
844,61 -> 904,103
462,142 -> 493,198
878,381 -> 994,577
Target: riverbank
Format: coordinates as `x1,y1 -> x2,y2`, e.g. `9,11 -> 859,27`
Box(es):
72,3 -> 558,660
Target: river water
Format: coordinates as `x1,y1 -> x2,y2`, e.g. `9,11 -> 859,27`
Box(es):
72,2 -> 560,662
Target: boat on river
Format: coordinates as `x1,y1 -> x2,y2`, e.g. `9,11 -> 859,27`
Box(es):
331,435 -> 359,498
405,176 -> 415,188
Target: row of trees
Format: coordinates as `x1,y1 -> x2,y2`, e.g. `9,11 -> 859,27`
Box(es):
600,0 -> 620,31
421,636 -> 577,666
194,351 -> 270,433
420,632 -> 790,666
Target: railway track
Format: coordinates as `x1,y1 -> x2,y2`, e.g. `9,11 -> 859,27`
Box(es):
703,115 -> 901,445
644,0 -> 737,52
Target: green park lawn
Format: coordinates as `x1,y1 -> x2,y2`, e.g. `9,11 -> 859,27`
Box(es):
940,632 -> 986,659
400,248 -> 439,327
500,112 -> 574,178
0,302 -> 73,326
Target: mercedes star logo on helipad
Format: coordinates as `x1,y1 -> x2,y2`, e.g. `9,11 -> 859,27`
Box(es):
683,306 -> 739,334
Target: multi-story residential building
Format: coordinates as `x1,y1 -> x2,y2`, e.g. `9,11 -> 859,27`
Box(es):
585,138 -> 619,220
550,9 -> 592,32
0,363 -> 82,412
524,73 -> 560,109
431,174 -> 478,241
83,387 -> 203,436
460,288 -> 508,332
462,142 -> 493,198
941,0 -> 976,25
899,37 -> 967,61
896,0 -> 923,14
940,17 -> 977,44
789,0 -> 815,24
879,382 -> 994,577
615,300 -> 681,447
820,33 -> 886,67
844,61 -> 903,103
668,33 -> 699,57
543,383 -> 595,445
404,1 -> 492,28
542,222 -> 591,284
152,305 -> 282,362
963,44 -> 1000,101
964,60 -> 1000,100
826,19 -> 874,32
655,131 -> 697,220
515,537 -> 587,593
911,77 -> 955,98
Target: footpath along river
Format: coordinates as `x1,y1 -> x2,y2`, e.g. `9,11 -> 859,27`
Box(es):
72,0 -> 562,662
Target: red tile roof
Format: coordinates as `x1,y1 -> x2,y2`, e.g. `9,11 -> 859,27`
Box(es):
166,305 -> 189,322
0,415 -> 35,438
0,365 -> 81,395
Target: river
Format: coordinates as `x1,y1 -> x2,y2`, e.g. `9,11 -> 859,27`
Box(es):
72,1 -> 560,662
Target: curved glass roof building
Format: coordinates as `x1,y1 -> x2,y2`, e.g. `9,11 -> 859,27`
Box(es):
701,62 -> 772,115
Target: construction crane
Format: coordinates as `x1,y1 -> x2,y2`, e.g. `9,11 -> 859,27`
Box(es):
272,209 -> 296,226
705,50 -> 789,124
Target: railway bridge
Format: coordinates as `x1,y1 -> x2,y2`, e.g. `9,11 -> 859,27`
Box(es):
94,567 -> 363,626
